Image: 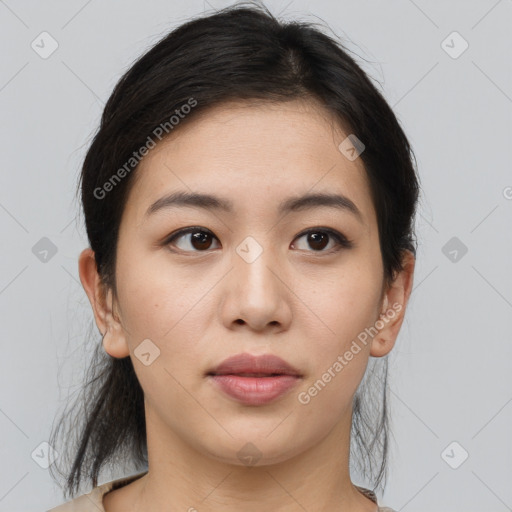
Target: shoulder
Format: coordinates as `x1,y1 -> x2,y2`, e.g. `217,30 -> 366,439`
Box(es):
355,485 -> 396,512
46,471 -> 148,512
46,483 -> 110,511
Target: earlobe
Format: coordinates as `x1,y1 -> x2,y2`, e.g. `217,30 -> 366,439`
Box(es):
370,250 -> 416,358
102,322 -> 131,359
78,248 -> 130,359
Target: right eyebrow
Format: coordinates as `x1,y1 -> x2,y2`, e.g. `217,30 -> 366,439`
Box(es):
145,191 -> 233,218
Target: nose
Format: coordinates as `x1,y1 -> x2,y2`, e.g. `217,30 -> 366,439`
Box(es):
220,243 -> 292,333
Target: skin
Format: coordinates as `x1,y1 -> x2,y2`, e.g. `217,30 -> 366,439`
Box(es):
79,98 -> 415,512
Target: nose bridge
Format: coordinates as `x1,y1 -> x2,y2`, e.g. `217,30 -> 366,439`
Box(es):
234,234 -> 281,297
224,234 -> 289,329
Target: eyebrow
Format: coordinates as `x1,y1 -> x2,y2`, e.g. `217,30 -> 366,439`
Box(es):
145,190 -> 363,223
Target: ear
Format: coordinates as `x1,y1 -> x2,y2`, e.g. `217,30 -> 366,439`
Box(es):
370,249 -> 415,357
78,248 -> 130,359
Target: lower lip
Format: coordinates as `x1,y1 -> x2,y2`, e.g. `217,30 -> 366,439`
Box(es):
208,374 -> 301,405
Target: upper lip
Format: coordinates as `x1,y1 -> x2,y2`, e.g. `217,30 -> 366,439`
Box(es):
207,353 -> 302,377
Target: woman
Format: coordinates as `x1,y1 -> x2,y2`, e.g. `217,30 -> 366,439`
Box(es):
48,2 -> 419,511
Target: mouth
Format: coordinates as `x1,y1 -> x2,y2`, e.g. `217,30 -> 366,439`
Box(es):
207,372 -> 296,377
206,353 -> 303,406
206,352 -> 303,377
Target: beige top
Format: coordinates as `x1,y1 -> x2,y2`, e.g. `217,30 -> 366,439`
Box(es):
47,471 -> 396,511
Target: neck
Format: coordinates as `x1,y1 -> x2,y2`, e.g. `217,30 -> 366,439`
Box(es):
128,406 -> 378,512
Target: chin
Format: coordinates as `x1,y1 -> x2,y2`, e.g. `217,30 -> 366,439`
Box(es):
198,429 -> 308,468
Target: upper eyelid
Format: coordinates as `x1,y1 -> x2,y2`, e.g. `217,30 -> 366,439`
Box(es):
167,226 -> 346,240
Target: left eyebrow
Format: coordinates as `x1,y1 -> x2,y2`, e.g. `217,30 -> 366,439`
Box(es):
144,190 -> 364,223
278,192 -> 364,223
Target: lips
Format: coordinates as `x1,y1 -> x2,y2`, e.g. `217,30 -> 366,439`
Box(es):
206,353 -> 303,406
207,353 -> 302,378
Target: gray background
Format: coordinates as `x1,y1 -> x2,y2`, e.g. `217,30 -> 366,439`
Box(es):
1,0 -> 511,510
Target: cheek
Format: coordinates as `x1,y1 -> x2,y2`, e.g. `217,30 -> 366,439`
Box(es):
115,257 -> 211,412
294,257 -> 382,362
116,245 -> 195,335
293,267 -> 379,427
115,251 -> 214,379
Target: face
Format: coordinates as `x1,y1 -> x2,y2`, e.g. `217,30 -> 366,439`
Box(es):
81,98 -> 411,467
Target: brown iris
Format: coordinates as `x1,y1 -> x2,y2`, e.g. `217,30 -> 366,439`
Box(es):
306,232 -> 329,251
190,231 -> 214,250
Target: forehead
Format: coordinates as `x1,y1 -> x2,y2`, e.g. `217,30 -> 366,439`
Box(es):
125,99 -> 376,228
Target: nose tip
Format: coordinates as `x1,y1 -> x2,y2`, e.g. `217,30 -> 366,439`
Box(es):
223,252 -> 292,333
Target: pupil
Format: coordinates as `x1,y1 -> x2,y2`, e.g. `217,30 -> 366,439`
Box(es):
309,232 -> 328,250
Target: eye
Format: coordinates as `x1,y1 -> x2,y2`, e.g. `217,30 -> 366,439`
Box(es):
165,227 -> 220,252
291,228 -> 353,253
163,226 -> 353,254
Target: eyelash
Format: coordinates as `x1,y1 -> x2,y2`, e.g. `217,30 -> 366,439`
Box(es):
163,226 -> 354,254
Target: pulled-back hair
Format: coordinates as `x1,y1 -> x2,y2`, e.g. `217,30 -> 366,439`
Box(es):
49,1 -> 419,500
